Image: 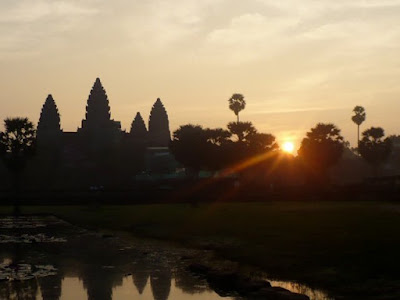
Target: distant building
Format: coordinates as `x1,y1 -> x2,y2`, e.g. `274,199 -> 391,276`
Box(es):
33,78 -> 176,189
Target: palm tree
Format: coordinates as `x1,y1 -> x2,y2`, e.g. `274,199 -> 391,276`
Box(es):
228,93 -> 246,123
351,106 -> 366,149
0,117 -> 36,213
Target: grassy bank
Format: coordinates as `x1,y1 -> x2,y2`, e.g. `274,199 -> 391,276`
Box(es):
2,201 -> 400,299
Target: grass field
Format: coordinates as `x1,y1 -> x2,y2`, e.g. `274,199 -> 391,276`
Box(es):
2,201 -> 400,299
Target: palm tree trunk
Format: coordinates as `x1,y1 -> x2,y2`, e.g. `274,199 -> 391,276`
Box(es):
357,124 -> 360,151
13,171 -> 21,216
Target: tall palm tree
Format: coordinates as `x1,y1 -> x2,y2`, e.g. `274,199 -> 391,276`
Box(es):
351,106 -> 366,149
228,93 -> 246,123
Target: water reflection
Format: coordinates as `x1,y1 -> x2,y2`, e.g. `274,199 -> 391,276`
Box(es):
150,265 -> 171,300
131,261 -> 149,294
38,274 -> 62,300
0,217 -> 234,300
0,216 -> 332,300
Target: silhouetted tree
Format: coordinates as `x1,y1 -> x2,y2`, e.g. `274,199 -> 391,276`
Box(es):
226,122 -> 278,171
298,123 -> 344,184
204,128 -> 232,170
247,133 -> 278,154
205,128 -> 231,146
0,118 -> 36,204
359,127 -> 392,176
227,121 -> 256,143
351,106 -> 366,149
169,125 -> 208,177
387,135 -> 400,172
171,122 -> 278,177
228,93 -> 246,122
174,269 -> 207,294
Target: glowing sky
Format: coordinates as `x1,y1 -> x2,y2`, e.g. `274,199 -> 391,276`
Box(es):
1,0 -> 399,149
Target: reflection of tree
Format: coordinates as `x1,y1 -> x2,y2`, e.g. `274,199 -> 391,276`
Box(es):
132,261 -> 150,294
0,244 -> 38,300
174,269 -> 208,294
150,265 -> 172,300
38,274 -> 63,300
0,280 -> 38,300
17,280 -> 38,300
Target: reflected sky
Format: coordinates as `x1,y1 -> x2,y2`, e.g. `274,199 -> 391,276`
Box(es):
0,216 -> 235,300
0,216 -> 330,300
35,277 -> 228,300
269,280 -> 333,300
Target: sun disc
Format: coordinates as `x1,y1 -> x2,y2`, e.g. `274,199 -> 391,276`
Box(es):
282,141 -> 294,153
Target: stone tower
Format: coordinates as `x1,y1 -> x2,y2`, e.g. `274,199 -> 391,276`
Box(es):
37,94 -> 62,149
130,112 -> 148,140
79,78 -> 121,133
78,78 -> 121,148
148,98 -> 170,147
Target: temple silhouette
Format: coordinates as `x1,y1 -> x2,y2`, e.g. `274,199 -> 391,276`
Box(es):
29,78 -> 176,189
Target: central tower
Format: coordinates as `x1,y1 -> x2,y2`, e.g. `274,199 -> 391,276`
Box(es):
78,78 -> 121,148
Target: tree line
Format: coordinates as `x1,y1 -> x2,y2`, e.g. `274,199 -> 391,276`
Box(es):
0,95 -> 396,189
170,95 -> 395,182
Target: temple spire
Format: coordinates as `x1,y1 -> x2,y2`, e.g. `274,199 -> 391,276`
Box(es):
37,94 -> 62,154
37,94 -> 61,135
148,98 -> 170,147
80,78 -> 112,131
130,112 -> 148,140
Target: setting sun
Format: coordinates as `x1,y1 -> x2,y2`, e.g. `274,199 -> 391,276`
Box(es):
282,141 -> 295,153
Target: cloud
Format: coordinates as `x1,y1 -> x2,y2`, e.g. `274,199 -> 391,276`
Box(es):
0,0 -> 97,23
0,0 -> 98,57
196,0 -> 400,64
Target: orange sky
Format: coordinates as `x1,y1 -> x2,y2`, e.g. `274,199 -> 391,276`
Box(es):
1,0 -> 399,151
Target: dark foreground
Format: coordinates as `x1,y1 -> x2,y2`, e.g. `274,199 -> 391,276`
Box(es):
1,201 -> 400,299
0,215 -> 310,300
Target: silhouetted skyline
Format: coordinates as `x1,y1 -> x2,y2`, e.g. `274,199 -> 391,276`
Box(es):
1,1 -> 399,150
